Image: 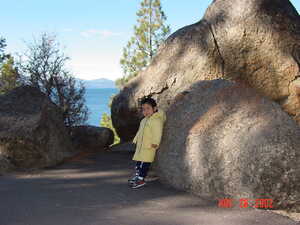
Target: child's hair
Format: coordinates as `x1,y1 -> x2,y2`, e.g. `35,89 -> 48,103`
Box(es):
140,96 -> 157,110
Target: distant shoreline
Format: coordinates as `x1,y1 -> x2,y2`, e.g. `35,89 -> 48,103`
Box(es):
84,88 -> 119,126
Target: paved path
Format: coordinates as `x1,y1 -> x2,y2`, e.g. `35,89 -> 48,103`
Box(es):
0,151 -> 298,225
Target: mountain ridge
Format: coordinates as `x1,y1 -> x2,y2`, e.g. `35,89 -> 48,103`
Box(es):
76,78 -> 116,89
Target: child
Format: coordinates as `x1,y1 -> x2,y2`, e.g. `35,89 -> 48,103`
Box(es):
128,96 -> 166,189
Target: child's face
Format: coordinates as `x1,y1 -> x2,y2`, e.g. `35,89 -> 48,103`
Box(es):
142,103 -> 157,117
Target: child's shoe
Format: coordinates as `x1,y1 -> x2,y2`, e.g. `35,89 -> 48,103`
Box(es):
131,178 -> 146,189
128,175 -> 139,186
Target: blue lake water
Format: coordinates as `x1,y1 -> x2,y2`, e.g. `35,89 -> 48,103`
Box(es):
84,88 -> 119,126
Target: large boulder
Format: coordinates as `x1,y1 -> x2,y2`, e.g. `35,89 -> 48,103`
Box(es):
154,79 -> 300,211
70,125 -> 114,151
0,86 -> 75,172
111,0 -> 300,141
0,155 -> 15,173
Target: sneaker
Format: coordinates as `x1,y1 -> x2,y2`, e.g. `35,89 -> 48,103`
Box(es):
128,175 -> 139,185
131,179 -> 146,189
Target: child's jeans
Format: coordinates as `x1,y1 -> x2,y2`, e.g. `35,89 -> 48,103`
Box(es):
135,161 -> 151,179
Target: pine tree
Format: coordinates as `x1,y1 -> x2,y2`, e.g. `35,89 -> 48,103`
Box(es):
117,0 -> 171,89
0,38 -> 20,94
0,56 -> 20,94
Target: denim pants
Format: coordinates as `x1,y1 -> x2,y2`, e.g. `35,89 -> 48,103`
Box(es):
135,161 -> 151,179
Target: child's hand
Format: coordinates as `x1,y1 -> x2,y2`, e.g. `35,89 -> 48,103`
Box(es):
151,144 -> 158,149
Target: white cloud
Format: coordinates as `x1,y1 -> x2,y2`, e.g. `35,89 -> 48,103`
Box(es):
80,29 -> 122,38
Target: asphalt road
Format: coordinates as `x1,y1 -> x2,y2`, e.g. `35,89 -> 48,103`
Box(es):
0,150 -> 298,225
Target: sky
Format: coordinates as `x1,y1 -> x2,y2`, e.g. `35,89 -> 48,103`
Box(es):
1,0 -> 299,81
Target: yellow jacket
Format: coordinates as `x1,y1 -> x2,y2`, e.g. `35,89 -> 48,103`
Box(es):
132,109 -> 167,162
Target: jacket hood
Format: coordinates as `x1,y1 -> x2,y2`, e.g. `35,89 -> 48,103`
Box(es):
150,109 -> 166,122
